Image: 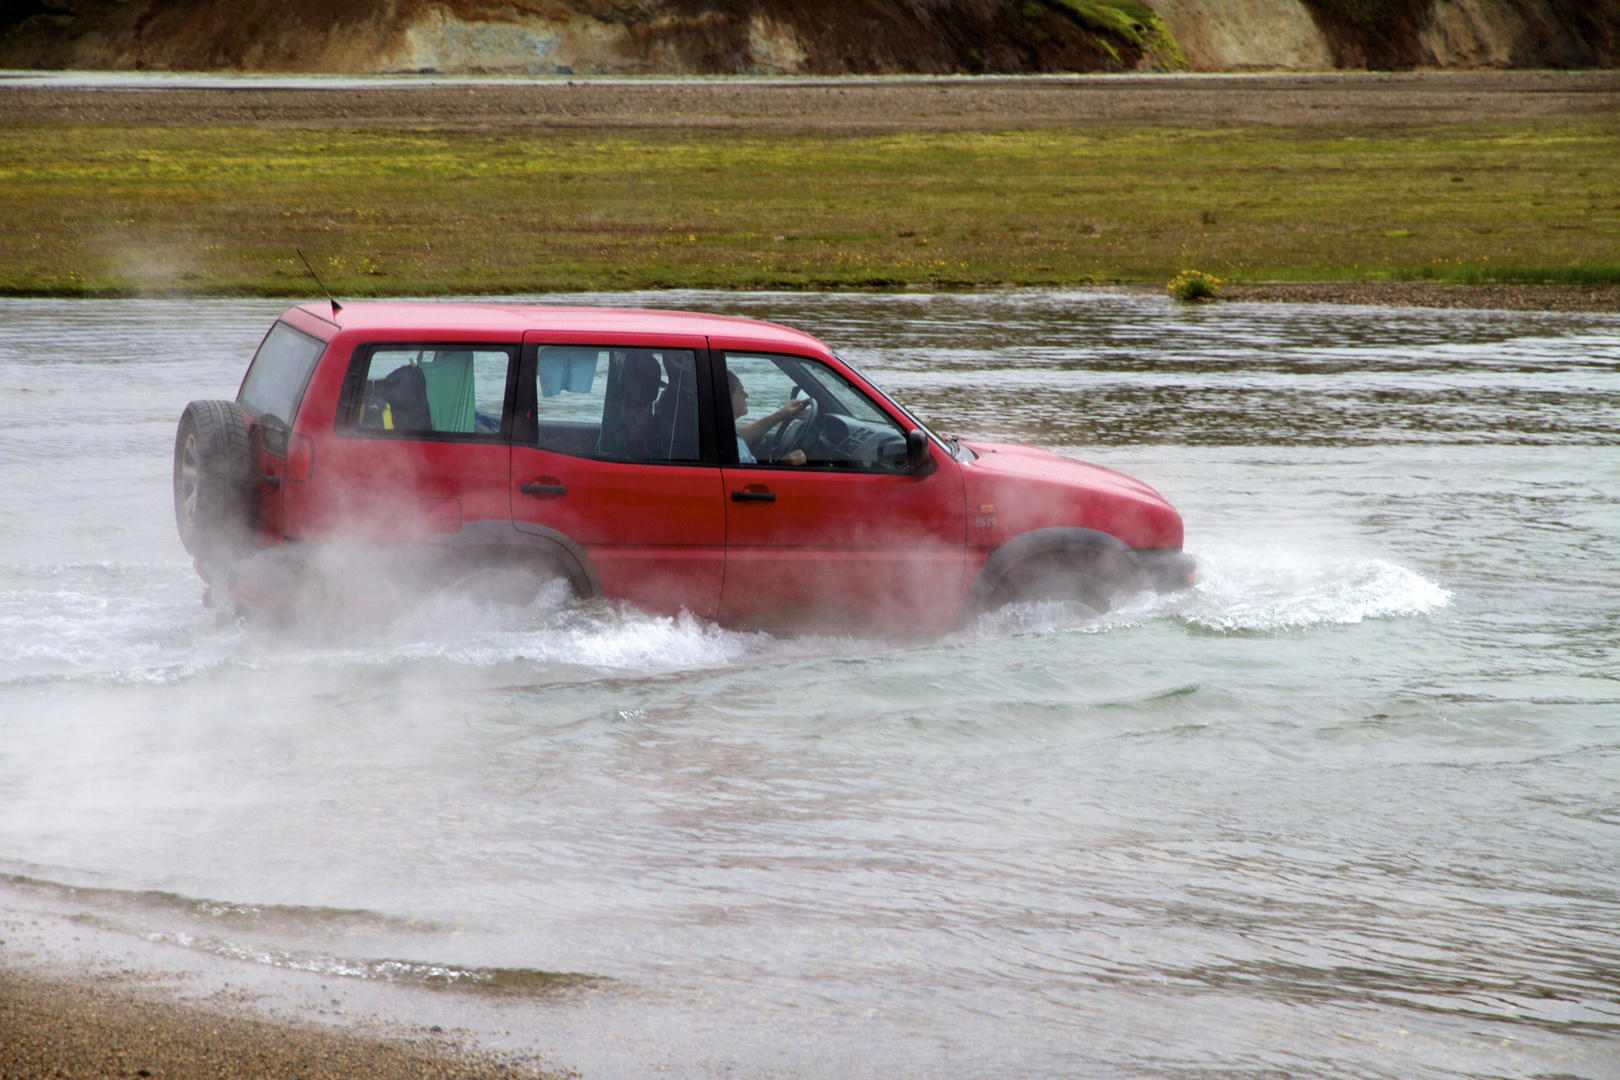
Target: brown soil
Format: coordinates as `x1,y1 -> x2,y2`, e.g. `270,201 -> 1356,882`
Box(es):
0,967 -> 560,1080
1217,282 -> 1620,312
4,70 -> 1618,132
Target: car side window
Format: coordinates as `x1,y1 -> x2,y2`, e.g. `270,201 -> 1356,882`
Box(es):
353,345 -> 515,438
725,353 -> 911,471
528,346 -> 701,463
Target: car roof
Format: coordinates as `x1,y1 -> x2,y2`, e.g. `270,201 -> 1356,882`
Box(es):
292,301 -> 830,353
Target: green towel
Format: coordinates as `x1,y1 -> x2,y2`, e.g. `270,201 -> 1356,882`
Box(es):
420,351 -> 476,433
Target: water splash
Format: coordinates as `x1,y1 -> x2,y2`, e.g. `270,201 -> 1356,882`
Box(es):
1173,550 -> 1451,635
2,545 -> 1454,690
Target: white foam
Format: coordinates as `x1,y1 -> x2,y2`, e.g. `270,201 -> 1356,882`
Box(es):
1,546 -> 1452,690
1173,549 -> 1451,634
0,559 -> 789,686
0,563 -> 231,685
957,548 -> 1449,642
385,602 -> 772,673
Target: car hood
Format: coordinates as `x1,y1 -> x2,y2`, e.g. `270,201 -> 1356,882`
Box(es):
959,440 -> 1184,550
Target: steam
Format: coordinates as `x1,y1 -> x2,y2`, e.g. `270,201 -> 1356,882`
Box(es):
98,233 -> 204,296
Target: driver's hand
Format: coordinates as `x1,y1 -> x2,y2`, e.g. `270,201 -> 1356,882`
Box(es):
782,449 -> 807,466
780,398 -> 808,417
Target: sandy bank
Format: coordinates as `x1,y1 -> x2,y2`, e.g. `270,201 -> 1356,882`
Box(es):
0,966 -> 559,1080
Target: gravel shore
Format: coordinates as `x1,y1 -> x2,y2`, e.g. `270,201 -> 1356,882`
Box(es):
1216,282 -> 1620,312
0,967 -> 560,1080
4,70 -> 1618,131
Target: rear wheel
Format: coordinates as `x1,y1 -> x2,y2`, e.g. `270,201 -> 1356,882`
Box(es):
173,400 -> 255,562
435,550 -> 578,608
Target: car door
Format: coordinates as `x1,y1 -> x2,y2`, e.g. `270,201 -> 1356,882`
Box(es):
237,318 -> 330,545
290,340 -> 517,543
715,350 -> 967,631
510,332 -> 726,619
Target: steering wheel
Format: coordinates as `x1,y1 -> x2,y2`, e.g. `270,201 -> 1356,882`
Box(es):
769,395 -> 819,460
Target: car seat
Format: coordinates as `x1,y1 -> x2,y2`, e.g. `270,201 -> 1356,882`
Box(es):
596,351 -> 663,459
652,358 -> 699,461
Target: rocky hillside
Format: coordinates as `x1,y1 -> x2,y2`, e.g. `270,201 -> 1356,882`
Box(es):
2,0 -> 1616,73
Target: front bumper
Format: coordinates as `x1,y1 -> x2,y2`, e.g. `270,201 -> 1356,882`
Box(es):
1124,547 -> 1198,593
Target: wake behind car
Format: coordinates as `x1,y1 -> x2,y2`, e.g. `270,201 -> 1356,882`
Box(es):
174,303 -> 1194,629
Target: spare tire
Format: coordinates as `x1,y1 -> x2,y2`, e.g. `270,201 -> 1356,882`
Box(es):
173,400 -> 256,561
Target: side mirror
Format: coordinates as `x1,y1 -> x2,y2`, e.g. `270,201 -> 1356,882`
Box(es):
906,429 -> 936,476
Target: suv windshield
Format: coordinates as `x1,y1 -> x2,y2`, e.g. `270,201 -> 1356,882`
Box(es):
238,322 -> 326,424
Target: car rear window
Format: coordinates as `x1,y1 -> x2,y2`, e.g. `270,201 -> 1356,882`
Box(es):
238,321 -> 327,424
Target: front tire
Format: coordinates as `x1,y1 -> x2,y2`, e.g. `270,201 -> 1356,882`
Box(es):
988,552 -> 1114,616
999,570 -> 1107,618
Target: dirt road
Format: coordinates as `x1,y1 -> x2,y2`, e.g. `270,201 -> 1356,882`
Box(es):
4,70 -> 1618,131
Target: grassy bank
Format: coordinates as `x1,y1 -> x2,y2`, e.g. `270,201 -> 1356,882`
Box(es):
1,120 -> 1616,296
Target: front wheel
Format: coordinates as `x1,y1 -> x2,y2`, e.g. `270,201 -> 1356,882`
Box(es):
998,569 -> 1108,618
985,550 -> 1116,617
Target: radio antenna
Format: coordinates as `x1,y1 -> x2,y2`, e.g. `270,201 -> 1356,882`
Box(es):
296,248 -> 343,316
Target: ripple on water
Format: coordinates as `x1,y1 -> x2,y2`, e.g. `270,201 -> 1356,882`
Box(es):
2,293 -> 1617,1079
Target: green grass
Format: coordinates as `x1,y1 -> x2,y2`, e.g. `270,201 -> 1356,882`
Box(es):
0,120 -> 1616,297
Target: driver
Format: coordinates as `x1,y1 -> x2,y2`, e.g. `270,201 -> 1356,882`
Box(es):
730,372 -> 807,466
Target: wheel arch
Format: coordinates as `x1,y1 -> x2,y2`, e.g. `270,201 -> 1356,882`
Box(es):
429,520 -> 604,601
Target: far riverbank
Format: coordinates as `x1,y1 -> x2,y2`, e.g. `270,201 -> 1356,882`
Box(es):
2,72 -> 1616,300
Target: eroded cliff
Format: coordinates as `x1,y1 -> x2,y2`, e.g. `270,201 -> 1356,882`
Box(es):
1,0 -> 1616,73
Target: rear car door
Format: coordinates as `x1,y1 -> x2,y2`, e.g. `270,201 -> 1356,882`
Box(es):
290,341 -> 519,542
236,318 -> 330,544
510,332 -> 726,619
715,350 -> 967,631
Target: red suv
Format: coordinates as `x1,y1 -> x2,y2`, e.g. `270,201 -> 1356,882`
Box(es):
174,303 -> 1193,630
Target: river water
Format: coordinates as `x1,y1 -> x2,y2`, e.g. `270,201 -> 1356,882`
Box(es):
1,291 -> 1616,1079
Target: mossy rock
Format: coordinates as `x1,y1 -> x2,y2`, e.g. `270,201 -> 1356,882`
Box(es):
1046,0 -> 1189,70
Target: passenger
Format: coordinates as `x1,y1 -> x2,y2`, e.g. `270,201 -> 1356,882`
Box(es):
730,372 -> 808,466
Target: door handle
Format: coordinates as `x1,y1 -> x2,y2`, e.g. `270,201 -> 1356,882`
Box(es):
520,481 -> 566,497
731,489 -> 776,503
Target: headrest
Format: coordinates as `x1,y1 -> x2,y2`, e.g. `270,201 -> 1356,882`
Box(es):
622,351 -> 662,406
